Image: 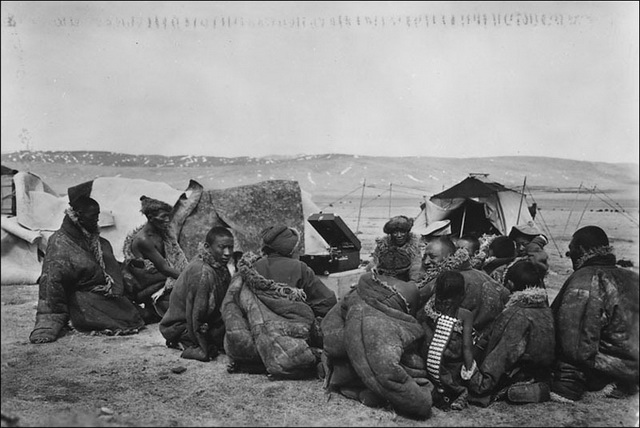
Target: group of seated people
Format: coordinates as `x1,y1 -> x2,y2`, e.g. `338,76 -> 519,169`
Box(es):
28,194 -> 639,421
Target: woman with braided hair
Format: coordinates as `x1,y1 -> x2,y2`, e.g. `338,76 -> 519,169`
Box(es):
371,215 -> 424,282
419,270 -> 475,411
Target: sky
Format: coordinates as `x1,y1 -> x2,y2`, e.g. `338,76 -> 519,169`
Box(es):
1,1 -> 638,164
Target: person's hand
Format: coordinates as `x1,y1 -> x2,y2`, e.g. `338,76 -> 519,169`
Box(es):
31,337 -> 54,344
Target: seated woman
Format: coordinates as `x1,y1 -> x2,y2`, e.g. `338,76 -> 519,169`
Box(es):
322,247 -> 433,420
29,196 -> 144,343
371,215 -> 424,282
467,259 -> 555,407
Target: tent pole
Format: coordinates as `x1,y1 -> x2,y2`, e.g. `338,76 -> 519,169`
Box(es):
516,176 -> 527,225
576,185 -> 596,229
356,178 -> 366,233
460,204 -> 467,237
423,196 -> 429,225
562,182 -> 583,238
388,183 -> 392,218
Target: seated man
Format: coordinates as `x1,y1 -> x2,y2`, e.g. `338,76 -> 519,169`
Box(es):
551,225 -> 639,402
222,224 -> 337,379
419,236 -> 510,349
371,215 -> 424,282
508,222 -> 549,274
322,246 -> 433,419
122,195 -> 189,323
29,196 -> 144,343
468,259 -> 555,407
159,227 -> 235,362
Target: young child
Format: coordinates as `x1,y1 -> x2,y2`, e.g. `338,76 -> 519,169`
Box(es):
159,226 -> 235,362
419,270 -> 475,411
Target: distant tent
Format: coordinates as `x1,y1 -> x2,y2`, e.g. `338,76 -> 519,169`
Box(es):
414,174 -> 536,238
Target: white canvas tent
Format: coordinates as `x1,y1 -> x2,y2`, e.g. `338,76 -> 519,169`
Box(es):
414,174 -> 536,238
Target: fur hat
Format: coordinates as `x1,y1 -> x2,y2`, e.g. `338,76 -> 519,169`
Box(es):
140,195 -> 172,217
261,224 -> 300,256
383,216 -> 414,234
509,221 -> 544,239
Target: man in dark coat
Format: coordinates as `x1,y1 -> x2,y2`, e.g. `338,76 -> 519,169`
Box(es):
468,259 -> 555,406
551,225 -> 639,402
322,245 -> 433,419
29,196 -> 144,343
253,224 -> 337,321
159,227 -> 234,362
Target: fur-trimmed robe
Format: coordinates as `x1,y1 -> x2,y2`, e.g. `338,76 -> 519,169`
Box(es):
322,271 -> 433,420
159,246 -> 231,350
372,233 -> 424,282
29,215 -> 144,343
221,255 -> 325,379
551,250 -> 639,401
468,287 -> 555,405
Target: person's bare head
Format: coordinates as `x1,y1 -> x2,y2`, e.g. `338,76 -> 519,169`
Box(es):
424,236 -> 456,267
456,235 -> 480,257
71,196 -> 100,234
567,225 -> 610,270
204,227 -> 235,265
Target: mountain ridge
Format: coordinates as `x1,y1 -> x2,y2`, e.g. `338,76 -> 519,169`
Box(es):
2,151 -> 638,202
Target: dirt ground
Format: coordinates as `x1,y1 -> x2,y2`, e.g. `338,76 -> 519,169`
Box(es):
2,192 -> 639,427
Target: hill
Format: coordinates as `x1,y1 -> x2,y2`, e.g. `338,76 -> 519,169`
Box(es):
2,151 -> 638,204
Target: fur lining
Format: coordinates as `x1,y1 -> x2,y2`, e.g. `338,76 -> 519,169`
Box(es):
575,245 -> 615,270
370,268 -> 411,313
196,242 -> 225,269
65,208 -> 114,295
505,287 -> 549,309
373,233 -> 421,260
238,252 -> 307,302
419,248 -> 470,288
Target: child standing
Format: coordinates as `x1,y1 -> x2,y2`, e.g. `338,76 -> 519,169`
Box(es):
419,270 -> 476,410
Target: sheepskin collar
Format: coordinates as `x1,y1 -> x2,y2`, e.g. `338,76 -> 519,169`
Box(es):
505,287 -> 549,309
575,245 -> 616,270
237,251 -> 307,302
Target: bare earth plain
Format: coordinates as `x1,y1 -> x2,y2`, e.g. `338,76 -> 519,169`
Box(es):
1,159 -> 639,427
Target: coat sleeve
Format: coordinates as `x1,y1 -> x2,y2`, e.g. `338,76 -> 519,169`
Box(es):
29,238 -> 73,343
554,272 -> 603,367
468,310 -> 530,396
300,264 -> 337,318
186,266 -> 215,340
